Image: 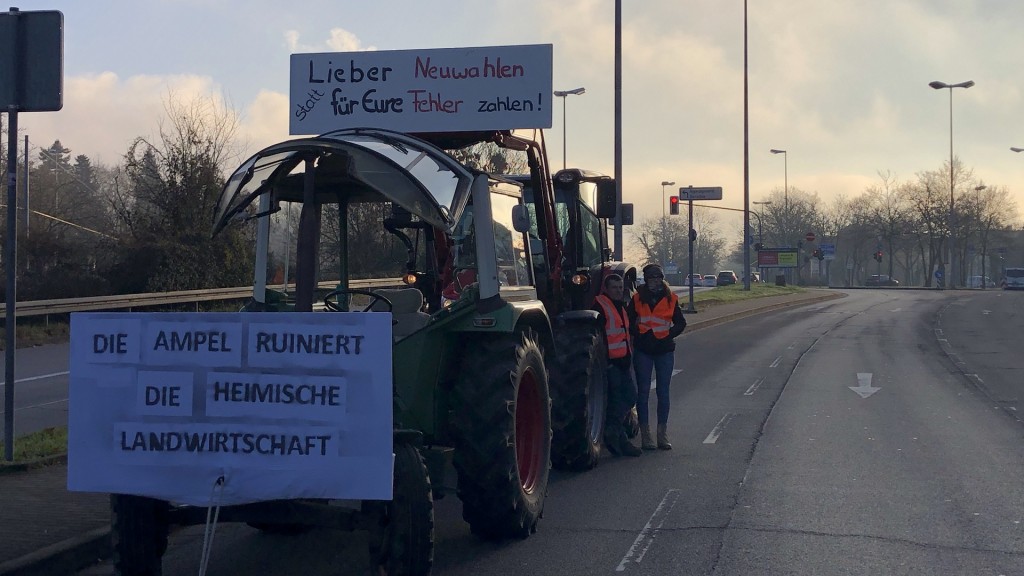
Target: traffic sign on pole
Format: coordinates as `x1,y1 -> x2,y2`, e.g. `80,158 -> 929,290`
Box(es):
677,186 -> 723,201
805,231 -> 816,242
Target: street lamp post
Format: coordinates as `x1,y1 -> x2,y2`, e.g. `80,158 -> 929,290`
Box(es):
753,201 -> 771,282
770,149 -> 789,281
929,79 -> 974,289
553,87 -> 585,171
659,180 -> 675,268
660,181 -> 675,219
974,184 -> 986,287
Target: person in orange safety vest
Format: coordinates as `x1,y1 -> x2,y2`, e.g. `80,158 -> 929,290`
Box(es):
592,273 -> 642,457
628,263 -> 686,450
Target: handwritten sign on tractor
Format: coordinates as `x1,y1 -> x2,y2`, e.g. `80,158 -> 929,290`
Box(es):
67,312 -> 394,506
289,44 -> 553,134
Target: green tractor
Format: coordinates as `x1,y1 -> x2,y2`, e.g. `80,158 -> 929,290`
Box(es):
109,127 -> 636,575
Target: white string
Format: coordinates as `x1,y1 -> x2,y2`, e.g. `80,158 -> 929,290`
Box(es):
198,475 -> 226,576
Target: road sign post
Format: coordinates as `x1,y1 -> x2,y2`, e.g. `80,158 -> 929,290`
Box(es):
1,8 -> 64,462
679,186 -> 723,312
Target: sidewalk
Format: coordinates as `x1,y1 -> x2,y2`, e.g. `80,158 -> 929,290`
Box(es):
0,288 -> 843,576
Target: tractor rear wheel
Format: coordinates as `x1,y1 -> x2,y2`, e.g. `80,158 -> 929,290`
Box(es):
452,332 -> 551,539
366,443 -> 434,576
550,325 -> 608,470
111,494 -> 169,576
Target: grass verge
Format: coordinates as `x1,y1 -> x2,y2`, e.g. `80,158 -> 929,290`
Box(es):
690,282 -> 805,308
0,426 -> 68,468
0,321 -> 71,351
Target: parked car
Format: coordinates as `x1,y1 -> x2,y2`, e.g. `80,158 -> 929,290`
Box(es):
865,274 -> 899,287
684,273 -> 703,286
742,272 -> 763,283
702,275 -> 718,287
717,270 -> 738,285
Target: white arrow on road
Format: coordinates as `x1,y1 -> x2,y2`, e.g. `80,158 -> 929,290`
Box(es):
849,372 -> 880,398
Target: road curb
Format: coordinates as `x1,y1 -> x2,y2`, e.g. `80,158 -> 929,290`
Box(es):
0,454 -> 67,476
0,527 -> 109,576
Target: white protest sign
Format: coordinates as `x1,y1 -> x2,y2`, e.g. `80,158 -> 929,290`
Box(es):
290,44 -> 553,134
67,312 -> 394,506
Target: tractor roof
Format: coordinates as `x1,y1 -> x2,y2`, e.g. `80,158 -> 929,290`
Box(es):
213,128 -> 482,236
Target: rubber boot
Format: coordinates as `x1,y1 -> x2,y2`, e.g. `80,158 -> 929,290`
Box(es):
640,425 -> 656,450
657,424 -> 672,450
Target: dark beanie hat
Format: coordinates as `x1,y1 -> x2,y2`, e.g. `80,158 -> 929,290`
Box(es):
643,263 -> 664,277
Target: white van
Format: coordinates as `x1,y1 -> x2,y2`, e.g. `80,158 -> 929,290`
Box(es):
1003,268 -> 1024,290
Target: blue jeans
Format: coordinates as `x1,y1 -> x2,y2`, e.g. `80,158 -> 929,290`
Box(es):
633,350 -> 673,426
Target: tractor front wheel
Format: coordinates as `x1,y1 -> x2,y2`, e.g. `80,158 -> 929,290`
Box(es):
111,494 -> 169,576
550,325 -> 608,470
366,443 -> 434,576
452,332 -> 552,539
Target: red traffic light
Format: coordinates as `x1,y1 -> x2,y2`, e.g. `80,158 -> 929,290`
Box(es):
669,195 -> 680,216
670,196 -> 679,204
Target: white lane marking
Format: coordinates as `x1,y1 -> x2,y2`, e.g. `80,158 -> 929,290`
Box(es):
0,397 -> 69,416
650,369 -> 683,389
982,310 -> 992,315
769,356 -> 782,368
848,372 -> 880,399
890,308 -> 902,312
616,489 -> 681,571
0,371 -> 70,387
703,413 -> 737,444
743,378 -> 765,396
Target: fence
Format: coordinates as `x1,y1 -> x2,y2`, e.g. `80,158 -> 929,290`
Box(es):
0,278 -> 403,321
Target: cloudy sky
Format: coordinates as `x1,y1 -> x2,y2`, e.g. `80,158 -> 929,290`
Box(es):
11,0 -> 1024,244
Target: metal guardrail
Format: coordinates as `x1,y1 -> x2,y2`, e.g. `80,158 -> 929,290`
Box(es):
0,278 -> 404,320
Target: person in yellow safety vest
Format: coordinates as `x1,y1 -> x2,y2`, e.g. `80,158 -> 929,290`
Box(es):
591,273 -> 642,457
628,263 -> 687,450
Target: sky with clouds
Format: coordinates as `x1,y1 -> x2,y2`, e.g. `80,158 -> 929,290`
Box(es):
11,0 -> 1024,244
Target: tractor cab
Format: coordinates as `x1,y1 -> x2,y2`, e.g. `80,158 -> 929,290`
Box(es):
212,128 -> 533,333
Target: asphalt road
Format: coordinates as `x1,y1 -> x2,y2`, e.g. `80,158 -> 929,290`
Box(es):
75,289 -> 1024,574
0,342 -> 70,439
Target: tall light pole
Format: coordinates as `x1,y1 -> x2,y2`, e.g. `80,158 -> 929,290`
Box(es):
553,87 -> 585,170
752,201 -> 772,246
974,184 -> 986,287
753,200 -> 771,282
660,180 -> 675,219
742,0 -> 751,290
659,180 -> 675,269
770,149 -> 788,282
929,79 -> 974,289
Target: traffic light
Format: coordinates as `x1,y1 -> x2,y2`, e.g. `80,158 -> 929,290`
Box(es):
812,249 -> 821,259
754,242 -> 762,251
689,228 -> 698,242
817,249 -> 825,261
874,250 -> 883,262
669,195 -> 680,215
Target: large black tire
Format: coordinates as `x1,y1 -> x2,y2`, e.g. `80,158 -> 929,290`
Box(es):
366,443 -> 434,576
111,494 -> 169,576
452,332 -> 552,539
550,325 -> 608,470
